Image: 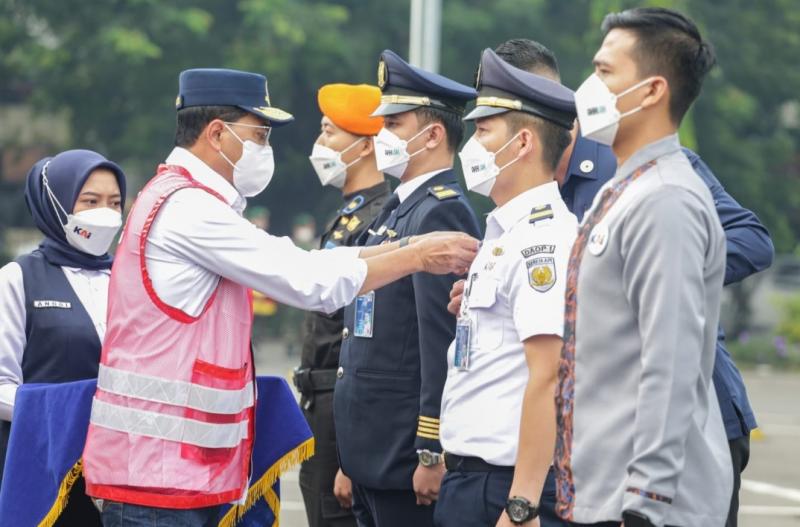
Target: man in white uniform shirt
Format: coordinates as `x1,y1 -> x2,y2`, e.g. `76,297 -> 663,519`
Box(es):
435,50 -> 577,527
81,68 -> 478,525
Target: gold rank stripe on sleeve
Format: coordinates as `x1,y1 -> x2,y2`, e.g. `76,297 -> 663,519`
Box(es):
417,416 -> 440,439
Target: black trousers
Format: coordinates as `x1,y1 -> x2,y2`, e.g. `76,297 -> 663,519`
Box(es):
434,466 -> 567,527
56,476 -> 102,526
351,483 -> 434,527
300,391 -> 357,527
727,434 -> 750,527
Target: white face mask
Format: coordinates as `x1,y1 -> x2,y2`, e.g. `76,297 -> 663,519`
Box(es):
458,133 -> 522,197
308,137 -> 365,189
43,168 -> 122,256
574,73 -> 653,146
220,124 -> 275,197
373,125 -> 433,179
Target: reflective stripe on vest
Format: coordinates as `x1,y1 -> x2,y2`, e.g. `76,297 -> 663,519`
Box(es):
90,398 -> 249,448
97,365 -> 254,415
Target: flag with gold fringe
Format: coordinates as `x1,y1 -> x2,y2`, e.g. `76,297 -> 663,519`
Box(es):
0,377 -> 313,527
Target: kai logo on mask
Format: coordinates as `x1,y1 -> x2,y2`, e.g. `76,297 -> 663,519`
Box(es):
73,226 -> 92,239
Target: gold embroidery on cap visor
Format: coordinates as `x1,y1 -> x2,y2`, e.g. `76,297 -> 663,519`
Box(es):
380,94 -> 432,107
378,60 -> 388,89
253,106 -> 293,121
475,96 -> 523,111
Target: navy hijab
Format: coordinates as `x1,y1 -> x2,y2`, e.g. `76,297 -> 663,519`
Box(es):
24,150 -> 127,271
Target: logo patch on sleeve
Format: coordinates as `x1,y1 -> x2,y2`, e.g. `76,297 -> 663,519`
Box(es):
527,257 -> 556,292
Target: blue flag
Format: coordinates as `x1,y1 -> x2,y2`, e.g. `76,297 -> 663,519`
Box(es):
0,377 -> 313,527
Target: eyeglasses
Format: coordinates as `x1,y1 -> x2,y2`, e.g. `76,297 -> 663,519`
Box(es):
223,121 -> 272,145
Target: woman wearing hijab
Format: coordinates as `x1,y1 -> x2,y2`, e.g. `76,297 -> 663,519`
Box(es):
0,149 -> 126,523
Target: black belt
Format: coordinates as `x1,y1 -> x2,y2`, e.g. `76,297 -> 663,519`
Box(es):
293,367 -> 337,394
444,453 -> 514,472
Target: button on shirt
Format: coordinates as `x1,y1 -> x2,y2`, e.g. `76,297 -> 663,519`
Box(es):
560,135 -> 617,223
440,182 -> 577,466
0,263 -> 109,420
147,147 -> 367,317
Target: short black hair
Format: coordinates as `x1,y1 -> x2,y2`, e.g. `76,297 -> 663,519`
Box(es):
503,112 -> 571,172
175,106 -> 250,147
414,106 -> 464,153
601,7 -> 716,124
492,39 -> 560,81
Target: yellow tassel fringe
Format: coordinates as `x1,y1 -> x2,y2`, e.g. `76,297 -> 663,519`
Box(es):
37,459 -> 84,527
218,437 -> 315,527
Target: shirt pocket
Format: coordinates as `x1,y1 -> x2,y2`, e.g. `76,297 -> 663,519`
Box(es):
468,277 -> 504,351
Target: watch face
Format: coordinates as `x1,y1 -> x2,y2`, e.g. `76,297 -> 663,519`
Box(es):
419,451 -> 433,466
507,499 -> 529,522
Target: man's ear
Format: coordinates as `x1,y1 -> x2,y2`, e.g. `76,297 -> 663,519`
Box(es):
360,135 -> 375,158
517,128 -> 537,159
205,119 -> 226,151
424,122 -> 446,150
641,76 -> 669,110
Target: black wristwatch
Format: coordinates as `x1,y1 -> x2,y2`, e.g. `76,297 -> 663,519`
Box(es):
505,496 -> 538,524
622,510 -> 655,527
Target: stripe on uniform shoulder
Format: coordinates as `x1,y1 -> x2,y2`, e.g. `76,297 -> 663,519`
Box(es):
528,204 -> 554,224
428,185 -> 460,201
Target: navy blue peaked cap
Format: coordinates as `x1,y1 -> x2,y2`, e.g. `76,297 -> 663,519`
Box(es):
464,49 -> 576,129
372,50 -> 477,117
176,68 -> 294,126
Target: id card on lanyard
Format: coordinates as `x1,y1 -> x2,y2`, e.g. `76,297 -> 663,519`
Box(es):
454,273 -> 478,371
354,291 -> 375,338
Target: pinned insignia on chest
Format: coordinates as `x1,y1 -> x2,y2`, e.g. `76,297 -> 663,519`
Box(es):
528,204 -> 554,225
33,300 -> 72,309
527,256 -> 556,292
346,216 -> 362,232
341,195 -> 366,215
428,185 -> 460,201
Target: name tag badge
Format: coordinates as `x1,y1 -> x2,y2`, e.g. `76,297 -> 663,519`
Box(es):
454,318 -> 472,371
588,223 -> 609,256
354,291 -> 375,338
33,300 -> 72,309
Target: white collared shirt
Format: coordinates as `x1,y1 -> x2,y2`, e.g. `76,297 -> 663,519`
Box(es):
439,181 -> 577,466
0,262 -> 110,421
146,147 -> 367,317
394,168 -> 449,203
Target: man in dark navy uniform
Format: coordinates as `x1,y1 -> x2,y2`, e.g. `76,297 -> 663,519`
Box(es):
334,50 -> 481,527
297,83 -> 390,527
451,39 -> 774,527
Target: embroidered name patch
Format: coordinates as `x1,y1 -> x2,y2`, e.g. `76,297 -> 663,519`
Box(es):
521,244 -> 555,258
33,300 -> 71,309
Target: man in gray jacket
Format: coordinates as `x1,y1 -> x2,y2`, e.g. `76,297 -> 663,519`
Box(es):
554,8 -> 732,527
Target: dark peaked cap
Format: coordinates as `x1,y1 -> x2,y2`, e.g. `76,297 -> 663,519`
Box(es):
464,48 -> 576,129
371,49 -> 477,117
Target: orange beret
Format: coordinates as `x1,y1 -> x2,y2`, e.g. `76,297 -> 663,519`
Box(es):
317,83 -> 384,136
